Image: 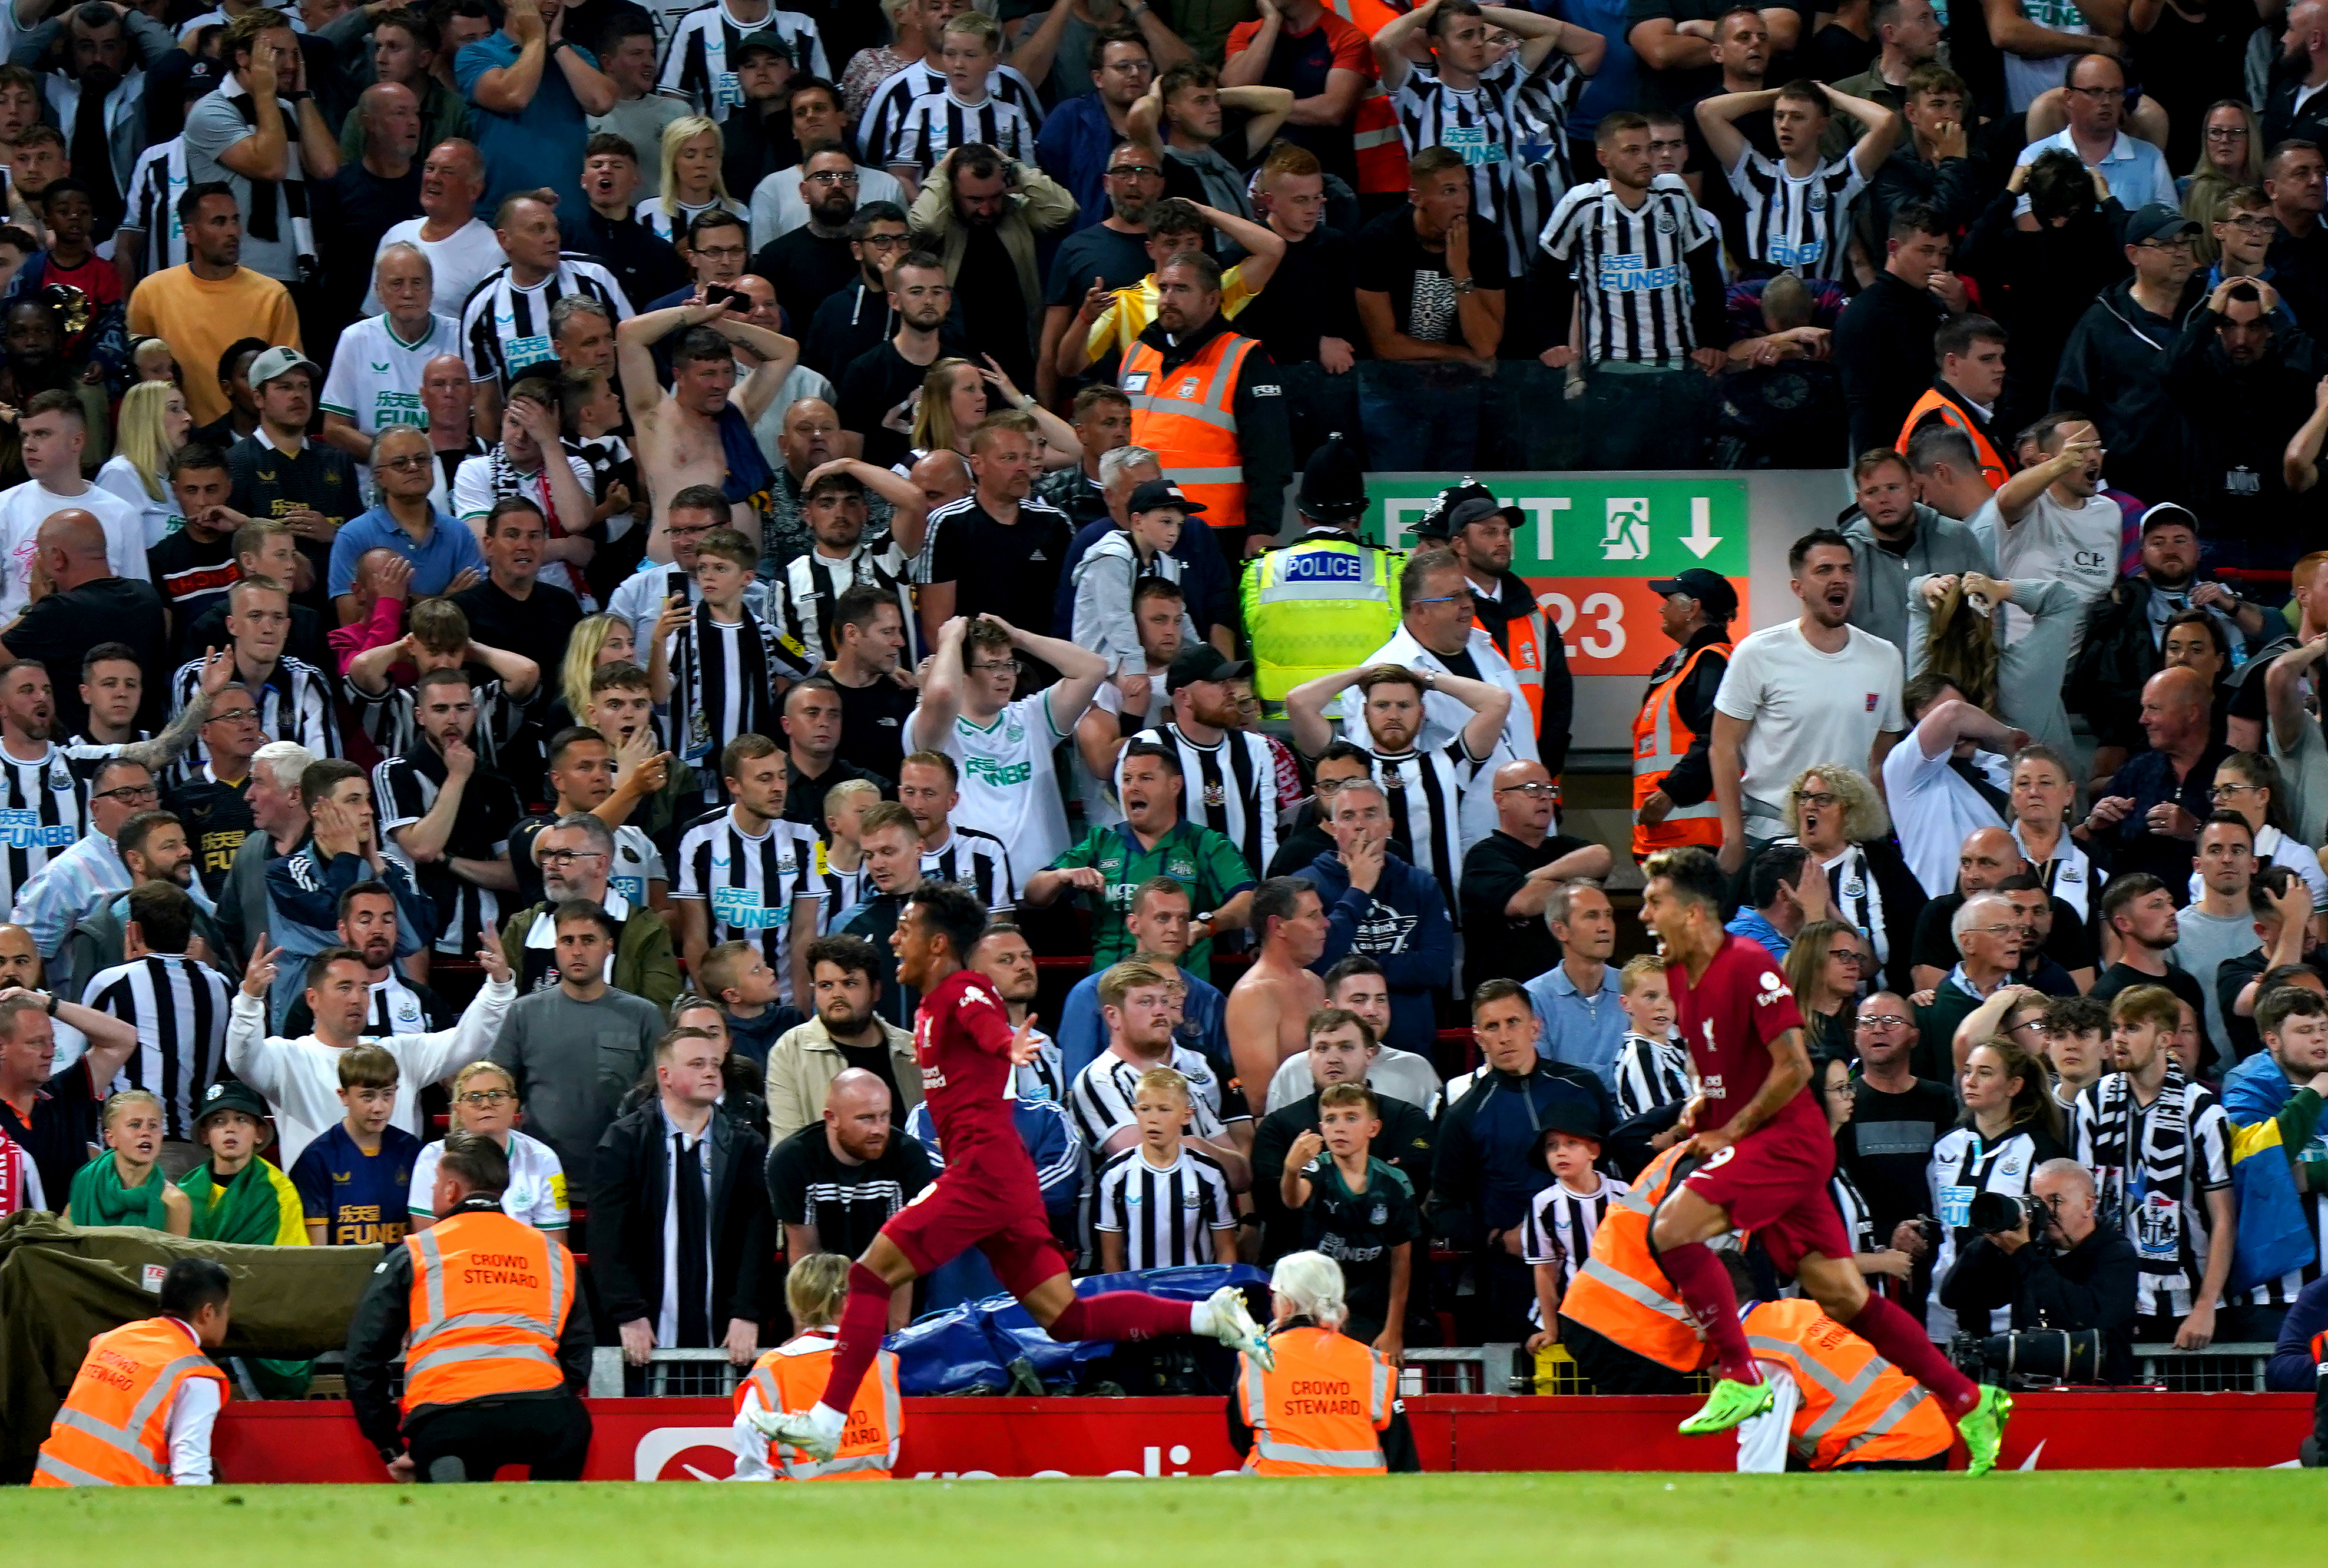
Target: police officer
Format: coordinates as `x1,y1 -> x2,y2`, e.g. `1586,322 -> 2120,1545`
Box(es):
1419,483 -> 1574,777
345,1130 -> 594,1483
1633,568 -> 1737,863
34,1259 -> 231,1487
1243,433 -> 1405,704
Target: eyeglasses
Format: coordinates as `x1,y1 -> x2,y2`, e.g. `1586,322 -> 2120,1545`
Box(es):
457,1089 -> 514,1106
969,659 -> 1019,675
804,170 -> 858,185
376,453 -> 432,472
2206,125 -> 2250,140
2008,1015 -> 2048,1035
667,523 -> 714,539
1791,789 -> 1840,808
204,708 -> 259,725
2065,84 -> 2127,99
1494,781 -> 1558,797
1828,950 -> 1870,966
2225,213 -> 2275,230
1964,923 -> 2018,939
2138,237 -> 2194,254
91,783 -> 158,805
1856,1013 -> 1910,1029
1108,163 -> 1163,179
2211,782 -> 2259,798
537,848 -> 607,866
1411,591 -> 1475,608
694,244 -> 748,260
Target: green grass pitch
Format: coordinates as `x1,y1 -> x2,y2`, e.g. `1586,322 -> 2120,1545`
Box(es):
4,1472 -> 2312,1566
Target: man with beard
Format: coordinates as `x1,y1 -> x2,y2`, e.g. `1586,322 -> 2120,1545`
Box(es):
766,1066 -> 932,1328
496,811 -> 680,1003
906,142 -> 1075,387
1968,413 -> 2121,623
1431,487 -> 1574,778
573,132 -> 691,311
38,4 -> 148,237
750,147 -> 867,319
1711,528 -> 1905,874
768,465 -> 921,664
162,683 -> 263,903
759,399 -> 898,574
765,932 -> 920,1144
367,140 -> 502,319
507,727 -> 671,910
1036,28 -> 1175,229
372,668 -> 522,957
799,204 -> 918,381
226,348 -> 362,615
749,81 -> 906,244
836,250 -> 956,471
1037,137 -> 1162,406
1838,447 -> 1989,655
2167,279 -> 2327,566
181,11 -> 339,309
615,290 -> 800,559
11,756 -> 170,960
279,880 -> 455,1039
53,807 -> 236,1002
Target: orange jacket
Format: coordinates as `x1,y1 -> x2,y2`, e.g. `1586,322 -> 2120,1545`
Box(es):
739,1331 -> 902,1480
401,1208 -> 575,1415
34,1316 -> 226,1487
1896,386 -> 2008,489
1238,1325 -> 1392,1476
1632,639 -> 1731,858
1743,1298 -> 1953,1468
1557,1145 -> 1713,1374
1326,0 -> 1411,195
1124,329 -> 1264,533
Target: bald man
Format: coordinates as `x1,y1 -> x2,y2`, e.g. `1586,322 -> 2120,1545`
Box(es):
1911,824 -> 2095,993
766,396 -> 890,573
767,1065 -> 932,1331
0,510 -> 171,738
2082,665 -> 2230,889
320,81 -> 428,333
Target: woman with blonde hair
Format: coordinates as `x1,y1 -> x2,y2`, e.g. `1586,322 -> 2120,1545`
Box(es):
1229,1252 -> 1399,1475
734,1252 -> 902,1480
842,0 -> 925,122
644,115 -> 750,244
902,354 -> 1081,474
406,1061 -> 568,1235
1779,763 -> 1925,992
554,611 -> 640,729
94,379 -> 193,544
2181,99 -> 2264,261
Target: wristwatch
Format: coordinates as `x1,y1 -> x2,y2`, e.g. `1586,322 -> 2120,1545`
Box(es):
1449,277 -> 1477,297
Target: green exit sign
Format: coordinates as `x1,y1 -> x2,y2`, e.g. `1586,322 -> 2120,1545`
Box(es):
1362,476 -> 1751,579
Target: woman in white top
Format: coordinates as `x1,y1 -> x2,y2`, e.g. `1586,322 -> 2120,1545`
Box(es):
641,115 -> 751,244
94,380 -> 191,546
2203,751 -> 2328,934
408,1060 -> 569,1234
1779,763 -> 1926,994
1923,1038 -> 2068,1340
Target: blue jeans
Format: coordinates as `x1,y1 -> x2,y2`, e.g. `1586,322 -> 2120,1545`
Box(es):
1357,360 -> 1484,470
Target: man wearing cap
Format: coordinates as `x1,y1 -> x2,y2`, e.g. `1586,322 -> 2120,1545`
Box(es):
1429,484 -> 1572,778
1634,569 -> 1736,863
1840,448 -> 1991,655
708,32 -> 804,197
2011,54 -> 2174,216
2055,203 -> 2206,513
227,346 -> 362,612
1243,432 -> 1403,704
663,8 -> 829,126
1124,644 -> 1289,881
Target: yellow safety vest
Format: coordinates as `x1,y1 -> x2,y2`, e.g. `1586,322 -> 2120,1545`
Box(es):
1241,536 -> 1405,701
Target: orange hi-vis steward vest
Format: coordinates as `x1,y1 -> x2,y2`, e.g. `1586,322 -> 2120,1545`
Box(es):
1123,329 -> 1261,533
1632,638 -> 1732,858
401,1207 -> 573,1415
1558,1145 -> 1712,1374
739,1330 -> 902,1480
1327,0 -> 1410,195
1896,387 -> 2008,489
1479,597 -> 1548,740
1239,1324 -> 1393,1476
34,1316 -> 226,1487
1742,1298 -> 1952,1469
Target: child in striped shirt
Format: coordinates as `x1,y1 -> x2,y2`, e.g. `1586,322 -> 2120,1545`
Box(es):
1095,1067 -> 1238,1272
1521,1118 -> 1628,1349
1613,953 -> 1693,1123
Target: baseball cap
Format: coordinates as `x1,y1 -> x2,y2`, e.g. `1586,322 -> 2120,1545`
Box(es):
2125,203 -> 2200,245
1165,644 -> 1254,692
193,1079 -> 273,1134
733,29 -> 794,61
1297,431 -> 1367,523
1440,495 -> 1524,536
1648,567 -> 1738,621
1127,478 -> 1206,516
246,345 -> 320,389
1526,1113 -> 1604,1172
2138,500 -> 2200,536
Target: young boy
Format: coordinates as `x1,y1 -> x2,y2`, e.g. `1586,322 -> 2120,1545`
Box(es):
65,1090 -> 190,1234
817,777 -> 879,920
1613,953 -> 1692,1119
582,661 -> 699,838
1519,1114 -> 1628,1352
2044,993 -> 2110,1132
559,366 -> 641,541
289,1045 -> 425,1246
25,177 -> 122,311
698,938 -> 792,1068
649,526 -> 813,806
887,14 -> 1038,188
1096,1066 -> 1238,1272
1281,1082 -> 1420,1354
178,1080 -> 307,1245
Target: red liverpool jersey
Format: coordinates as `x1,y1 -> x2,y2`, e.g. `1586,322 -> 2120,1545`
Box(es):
1667,934 -> 1820,1136
914,966 -> 1026,1169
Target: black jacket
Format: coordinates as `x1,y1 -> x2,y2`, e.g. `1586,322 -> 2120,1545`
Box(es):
572,207 -> 691,317
2052,275 -> 2201,507
343,1195 -> 595,1458
1833,269 -> 1952,453
1426,1062 -> 1614,1244
1128,311 -> 1293,539
1958,189 -> 2132,429
1938,1222 -> 2140,1383
1471,566 -> 1574,777
588,1103 -> 774,1336
2164,304 -> 2326,539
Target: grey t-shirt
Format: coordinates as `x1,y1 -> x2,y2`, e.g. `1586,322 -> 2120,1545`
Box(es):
183,83 -> 308,284
486,984 -> 664,1182
2171,906 -> 2262,1067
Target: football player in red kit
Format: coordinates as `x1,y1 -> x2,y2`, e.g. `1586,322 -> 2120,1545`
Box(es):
1638,847 -> 2012,1474
751,881 -> 1271,1460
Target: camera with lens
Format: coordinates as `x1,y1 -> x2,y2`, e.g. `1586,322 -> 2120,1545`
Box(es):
1969,1189 -> 2056,1241
1948,1327 -> 2107,1386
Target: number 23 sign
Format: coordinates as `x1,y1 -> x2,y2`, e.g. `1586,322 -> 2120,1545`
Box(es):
1362,476 -> 1753,677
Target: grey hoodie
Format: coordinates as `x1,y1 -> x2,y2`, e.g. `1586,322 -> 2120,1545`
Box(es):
1069,528 -> 1203,675
1842,504 -> 1995,654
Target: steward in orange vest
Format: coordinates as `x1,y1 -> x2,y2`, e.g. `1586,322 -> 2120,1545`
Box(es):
1229,1251 -> 1413,1475
35,1258 -> 232,1487
1736,1298 -> 1955,1471
1896,380 -> 2008,490
344,1131 -> 594,1483
1121,258 -> 1293,558
1323,0 -> 1412,197
735,1328 -> 902,1480
1632,571 -> 1736,860
1555,1142 -> 1716,1393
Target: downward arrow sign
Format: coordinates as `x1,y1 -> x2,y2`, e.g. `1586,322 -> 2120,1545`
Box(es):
1680,497 -> 1721,559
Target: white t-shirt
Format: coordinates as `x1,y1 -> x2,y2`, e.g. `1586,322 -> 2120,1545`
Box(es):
92,455 -> 180,546
409,1127 -> 569,1230
451,452 -> 599,603
1712,620 -> 1906,821
320,311 -> 464,439
2188,823 -> 2328,911
0,477 -> 149,619
1076,667 -> 1170,826
365,217 -> 505,318
1975,488 -> 2120,642
749,163 -> 906,250
1883,736 -> 2009,897
907,691 -> 1071,887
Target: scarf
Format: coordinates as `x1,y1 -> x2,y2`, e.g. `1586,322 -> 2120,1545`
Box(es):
68,1153 -> 168,1228
180,1160 -> 282,1244
2082,1063 -> 2203,1284
486,443 -> 592,604
226,82 -> 314,271
675,598 -> 774,767
718,402 -> 776,513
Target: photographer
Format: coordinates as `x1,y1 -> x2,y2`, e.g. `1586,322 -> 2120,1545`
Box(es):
1938,1158 -> 2139,1385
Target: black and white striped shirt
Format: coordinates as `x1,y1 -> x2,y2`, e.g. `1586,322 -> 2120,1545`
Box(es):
0,744 -> 88,914
1519,1172 -> 1625,1304
657,1 -> 830,120
1367,738 -> 1483,930
361,973 -> 441,1036
1505,52 -> 1587,253
1068,1043 -> 1232,1153
458,257 -> 634,390
82,954 -> 231,1143
1094,1143 -> 1236,1268
372,747 -> 521,956
170,656 -> 339,778
1541,175 -> 1718,364
855,59 -> 1043,168
921,826 -> 1014,913
1726,149 -> 1869,282
121,138 -> 188,278
1614,1030 -> 1692,1119
1392,58 -> 1534,273
1121,723 -> 1277,881
2077,1066 -> 2232,1319
886,89 -> 1038,175
346,677 -> 525,767
767,538 -> 919,666
674,807 -> 825,1006
661,607 -> 816,805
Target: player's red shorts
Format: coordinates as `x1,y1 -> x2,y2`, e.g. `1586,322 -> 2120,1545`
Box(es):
1680,1109 -> 1850,1275
880,1163 -> 1069,1300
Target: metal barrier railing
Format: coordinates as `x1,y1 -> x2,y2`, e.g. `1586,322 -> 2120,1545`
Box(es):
589,1348 -> 751,1398
2127,1342 -> 2276,1391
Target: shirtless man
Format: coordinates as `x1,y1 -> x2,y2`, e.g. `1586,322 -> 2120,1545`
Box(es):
1224,876 -> 1329,1110
614,293 -> 802,564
